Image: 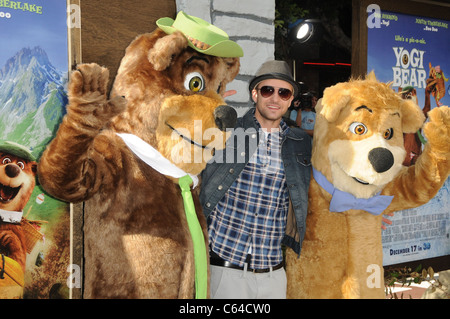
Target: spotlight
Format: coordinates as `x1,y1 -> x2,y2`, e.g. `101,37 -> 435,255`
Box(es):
288,19 -> 322,44
296,22 -> 313,42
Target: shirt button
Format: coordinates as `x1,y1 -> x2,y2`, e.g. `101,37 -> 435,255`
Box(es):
251,133 -> 257,139
218,185 -> 223,190
240,152 -> 246,157
229,168 -> 234,174
206,202 -> 211,207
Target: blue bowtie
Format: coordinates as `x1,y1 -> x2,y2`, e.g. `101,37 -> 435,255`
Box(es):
312,167 -> 393,216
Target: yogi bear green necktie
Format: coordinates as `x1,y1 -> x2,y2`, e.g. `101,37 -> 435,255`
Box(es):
178,174 -> 207,299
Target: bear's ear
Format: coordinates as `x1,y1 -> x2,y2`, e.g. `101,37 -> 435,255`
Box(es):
318,82 -> 351,123
222,57 -> 240,84
148,31 -> 188,71
400,98 -> 426,133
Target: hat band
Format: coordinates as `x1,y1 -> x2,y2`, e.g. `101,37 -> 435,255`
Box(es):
187,35 -> 211,51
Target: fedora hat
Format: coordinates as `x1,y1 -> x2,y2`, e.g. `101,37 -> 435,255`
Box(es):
156,11 -> 243,58
249,60 -> 300,98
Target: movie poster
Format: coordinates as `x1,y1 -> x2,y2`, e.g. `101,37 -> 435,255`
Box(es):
0,0 -> 71,298
367,10 -> 450,265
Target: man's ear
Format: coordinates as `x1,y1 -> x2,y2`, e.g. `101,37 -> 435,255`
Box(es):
148,31 -> 188,71
251,89 -> 258,103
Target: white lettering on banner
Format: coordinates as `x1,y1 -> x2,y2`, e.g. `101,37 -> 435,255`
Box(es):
392,47 -> 427,88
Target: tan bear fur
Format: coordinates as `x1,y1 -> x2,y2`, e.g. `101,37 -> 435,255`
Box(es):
38,29 -> 240,298
286,72 -> 450,299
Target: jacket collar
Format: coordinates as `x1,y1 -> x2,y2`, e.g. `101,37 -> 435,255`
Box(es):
241,107 -> 290,137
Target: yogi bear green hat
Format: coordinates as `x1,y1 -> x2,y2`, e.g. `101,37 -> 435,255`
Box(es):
0,141 -> 36,162
156,11 -> 243,58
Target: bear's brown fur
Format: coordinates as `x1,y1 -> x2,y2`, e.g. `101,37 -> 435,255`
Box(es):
38,28 -> 240,298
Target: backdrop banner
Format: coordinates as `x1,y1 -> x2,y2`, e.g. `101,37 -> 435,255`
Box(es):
0,0 -> 71,298
367,9 -> 449,266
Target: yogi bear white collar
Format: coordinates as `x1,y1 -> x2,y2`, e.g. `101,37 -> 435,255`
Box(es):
116,133 -> 199,188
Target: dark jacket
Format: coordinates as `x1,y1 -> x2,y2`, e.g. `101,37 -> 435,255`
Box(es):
200,108 -> 312,255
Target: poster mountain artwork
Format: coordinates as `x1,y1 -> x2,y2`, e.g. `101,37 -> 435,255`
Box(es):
0,0 -> 71,298
367,10 -> 449,266
0,46 -> 67,158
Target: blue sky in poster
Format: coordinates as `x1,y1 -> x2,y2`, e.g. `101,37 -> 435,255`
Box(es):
0,0 -> 68,72
368,10 -> 449,111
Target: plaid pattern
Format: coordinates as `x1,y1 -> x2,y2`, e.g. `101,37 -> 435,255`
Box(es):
208,120 -> 289,269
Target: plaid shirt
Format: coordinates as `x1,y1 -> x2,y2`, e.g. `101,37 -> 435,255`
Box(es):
208,119 -> 289,269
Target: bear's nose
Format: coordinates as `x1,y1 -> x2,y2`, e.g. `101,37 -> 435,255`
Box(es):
214,105 -> 237,131
5,164 -> 21,178
368,147 -> 394,173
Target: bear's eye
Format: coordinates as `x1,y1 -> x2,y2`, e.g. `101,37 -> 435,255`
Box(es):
184,72 -> 204,92
383,128 -> 394,140
17,161 -> 25,170
349,122 -> 367,135
2,157 -> 11,165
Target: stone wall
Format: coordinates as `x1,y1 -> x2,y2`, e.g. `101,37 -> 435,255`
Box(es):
176,0 -> 275,115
